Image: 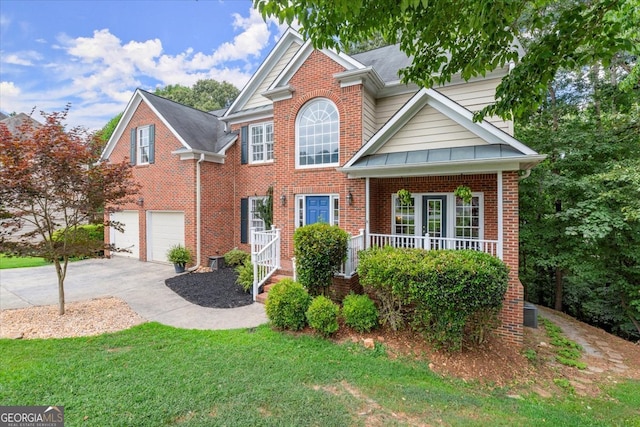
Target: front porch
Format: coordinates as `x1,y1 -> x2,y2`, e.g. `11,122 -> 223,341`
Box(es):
250,227 -> 500,300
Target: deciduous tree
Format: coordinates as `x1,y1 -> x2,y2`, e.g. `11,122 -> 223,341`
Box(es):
0,107 -> 139,315
255,0 -> 638,120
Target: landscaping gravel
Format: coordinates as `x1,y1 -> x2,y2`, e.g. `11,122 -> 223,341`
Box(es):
165,267 -> 253,308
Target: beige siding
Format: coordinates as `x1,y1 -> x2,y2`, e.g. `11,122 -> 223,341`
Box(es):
377,104 -> 487,154
437,77 -> 513,134
243,43 -> 301,110
362,90 -> 376,144
375,92 -> 414,130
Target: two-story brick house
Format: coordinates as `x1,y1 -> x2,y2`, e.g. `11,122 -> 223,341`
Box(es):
101,28 -> 544,344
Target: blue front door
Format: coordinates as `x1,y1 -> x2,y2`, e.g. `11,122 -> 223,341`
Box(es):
306,196 -> 330,224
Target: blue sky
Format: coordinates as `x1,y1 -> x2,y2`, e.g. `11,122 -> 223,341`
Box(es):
0,0 -> 288,129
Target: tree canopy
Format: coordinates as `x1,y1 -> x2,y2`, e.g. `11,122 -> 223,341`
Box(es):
0,108 -> 139,315
255,0 -> 639,120
154,79 -> 239,112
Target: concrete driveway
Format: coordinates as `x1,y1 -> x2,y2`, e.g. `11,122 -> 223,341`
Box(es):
0,257 -> 268,330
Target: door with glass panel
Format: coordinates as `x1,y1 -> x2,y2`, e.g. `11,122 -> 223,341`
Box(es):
422,196 -> 447,249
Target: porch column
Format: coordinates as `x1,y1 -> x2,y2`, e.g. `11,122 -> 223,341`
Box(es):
497,171 -> 504,260
365,177 -> 370,249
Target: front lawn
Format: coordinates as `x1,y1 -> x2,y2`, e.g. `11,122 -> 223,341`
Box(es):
0,253 -> 49,269
1,323 -> 638,426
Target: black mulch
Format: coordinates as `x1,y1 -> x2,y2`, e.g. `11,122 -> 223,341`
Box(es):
165,267 -> 253,308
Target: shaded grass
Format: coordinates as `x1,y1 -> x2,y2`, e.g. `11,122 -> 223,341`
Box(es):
0,253 -> 50,269
1,323 -> 638,426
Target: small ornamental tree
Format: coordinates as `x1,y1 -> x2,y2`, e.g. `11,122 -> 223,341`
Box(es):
293,223 -> 349,296
0,107 -> 139,315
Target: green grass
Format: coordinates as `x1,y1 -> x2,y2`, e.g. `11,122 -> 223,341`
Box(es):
0,253 -> 50,269
1,323 -> 639,426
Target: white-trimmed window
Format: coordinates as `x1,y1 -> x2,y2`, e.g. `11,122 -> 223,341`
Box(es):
295,195 -> 340,228
296,99 -> 339,167
249,122 -> 273,163
249,196 -> 268,231
137,126 -> 150,164
391,193 -> 483,240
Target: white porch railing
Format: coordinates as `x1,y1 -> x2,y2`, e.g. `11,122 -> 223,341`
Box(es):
369,233 -> 499,257
250,226 -> 281,301
340,232 -> 500,277
338,229 -> 365,279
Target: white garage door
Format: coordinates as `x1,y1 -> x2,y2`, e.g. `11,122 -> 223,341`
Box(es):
147,211 -> 185,263
110,211 -> 139,258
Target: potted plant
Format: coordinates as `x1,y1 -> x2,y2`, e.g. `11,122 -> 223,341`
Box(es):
167,244 -> 193,273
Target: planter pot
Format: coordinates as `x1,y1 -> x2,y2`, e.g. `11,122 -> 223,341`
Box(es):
174,263 -> 186,273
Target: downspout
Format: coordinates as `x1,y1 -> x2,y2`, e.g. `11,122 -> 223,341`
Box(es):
497,171 -> 503,260
519,168 -> 532,180
188,153 -> 205,271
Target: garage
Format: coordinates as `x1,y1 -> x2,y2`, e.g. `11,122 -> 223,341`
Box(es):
110,211 -> 140,258
147,211 -> 185,263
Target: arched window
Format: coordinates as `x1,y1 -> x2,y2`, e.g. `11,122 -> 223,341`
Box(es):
296,98 -> 339,167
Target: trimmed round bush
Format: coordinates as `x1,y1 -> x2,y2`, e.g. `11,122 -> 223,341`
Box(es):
306,296 -> 340,337
265,279 -> 311,331
293,223 -> 349,296
342,293 -> 378,332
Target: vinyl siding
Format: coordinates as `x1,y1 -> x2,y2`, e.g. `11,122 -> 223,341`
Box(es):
437,77 -> 513,134
243,43 -> 301,110
377,104 -> 487,154
375,92 -> 415,130
362,89 -> 376,144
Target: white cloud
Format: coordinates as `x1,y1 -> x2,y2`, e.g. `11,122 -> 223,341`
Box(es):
0,6 -> 288,129
1,50 -> 43,66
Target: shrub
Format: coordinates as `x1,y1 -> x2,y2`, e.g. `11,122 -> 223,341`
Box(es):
357,246 -> 424,330
342,293 -> 378,332
265,279 -> 311,331
293,223 -> 349,296
235,258 -> 253,292
358,247 -> 509,350
224,248 -> 250,267
51,224 -> 105,259
306,296 -> 340,337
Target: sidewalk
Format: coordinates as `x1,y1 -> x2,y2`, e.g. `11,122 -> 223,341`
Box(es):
0,257 -> 268,330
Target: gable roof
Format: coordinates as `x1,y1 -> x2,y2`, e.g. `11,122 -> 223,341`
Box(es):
224,28 -> 304,119
0,113 -> 42,134
340,88 -> 545,178
101,90 -> 236,163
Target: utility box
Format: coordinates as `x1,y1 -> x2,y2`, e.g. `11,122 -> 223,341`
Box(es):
208,256 -> 225,270
523,302 -> 538,328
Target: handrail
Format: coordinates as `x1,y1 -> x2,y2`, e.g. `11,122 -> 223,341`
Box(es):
251,227 -> 281,301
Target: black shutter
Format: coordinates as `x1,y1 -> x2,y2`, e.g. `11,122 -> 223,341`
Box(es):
240,198 -> 249,244
241,125 -> 248,165
130,128 -> 137,165
148,125 -> 155,164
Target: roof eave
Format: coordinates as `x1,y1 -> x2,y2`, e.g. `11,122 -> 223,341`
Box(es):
339,155 -> 547,179
171,148 -> 226,163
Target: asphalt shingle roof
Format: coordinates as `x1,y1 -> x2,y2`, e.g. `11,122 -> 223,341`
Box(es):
352,44 -> 412,83
140,90 -> 235,153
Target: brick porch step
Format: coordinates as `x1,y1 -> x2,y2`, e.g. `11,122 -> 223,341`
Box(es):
255,273 -> 293,304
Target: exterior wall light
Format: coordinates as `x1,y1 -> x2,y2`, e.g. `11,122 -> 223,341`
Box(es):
280,193 -> 287,206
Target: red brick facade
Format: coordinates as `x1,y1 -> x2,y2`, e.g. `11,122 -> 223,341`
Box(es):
107,47 -> 527,345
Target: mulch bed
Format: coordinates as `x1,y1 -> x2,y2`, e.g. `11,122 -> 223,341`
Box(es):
165,267 -> 253,308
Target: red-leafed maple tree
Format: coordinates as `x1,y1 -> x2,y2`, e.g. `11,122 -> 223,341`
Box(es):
0,107 -> 139,315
